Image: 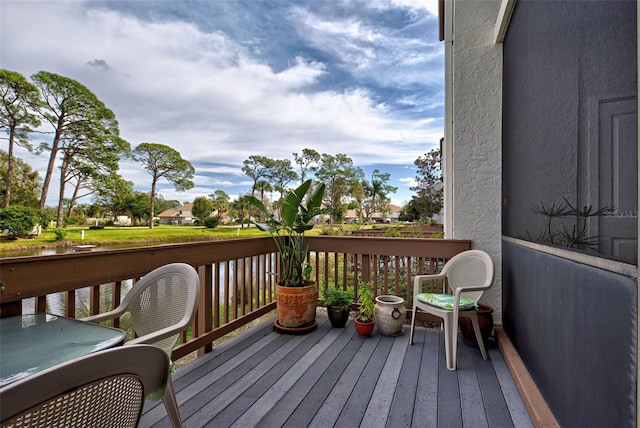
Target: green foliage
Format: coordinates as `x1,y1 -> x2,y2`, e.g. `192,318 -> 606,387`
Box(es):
132,142 -> 195,228
209,190 -> 230,216
31,71 -> 129,227
383,227 -> 401,237
359,169 -> 397,223
0,70 -> 43,208
528,197 -> 612,250
314,153 -> 363,224
246,179 -> 326,286
127,191 -> 152,225
357,283 -> 375,323
192,196 -> 214,222
319,225 -> 343,236
53,228 -> 67,241
63,215 -> 87,226
401,147 -> 443,222
0,205 -> 48,237
0,150 -> 41,207
293,148 -> 320,183
203,216 -> 220,228
322,287 -> 352,310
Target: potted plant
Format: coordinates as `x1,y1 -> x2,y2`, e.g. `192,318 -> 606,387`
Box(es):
354,283 -> 375,338
322,287 -> 352,328
459,303 -> 494,347
247,179 -> 325,333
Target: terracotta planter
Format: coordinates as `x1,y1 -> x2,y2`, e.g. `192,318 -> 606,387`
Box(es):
327,306 -> 349,328
458,303 -> 494,347
354,318 -> 374,338
374,295 -> 406,336
275,282 -> 318,333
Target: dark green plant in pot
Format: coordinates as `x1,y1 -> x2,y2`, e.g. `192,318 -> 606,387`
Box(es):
322,287 -> 352,310
323,287 -> 353,328
246,179 -> 326,287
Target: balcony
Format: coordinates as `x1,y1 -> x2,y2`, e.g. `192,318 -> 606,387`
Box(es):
0,236 -> 548,426
138,312 -> 530,427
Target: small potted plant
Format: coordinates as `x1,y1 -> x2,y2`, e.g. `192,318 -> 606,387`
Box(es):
322,287 -> 352,328
246,179 -> 325,333
354,283 -> 375,338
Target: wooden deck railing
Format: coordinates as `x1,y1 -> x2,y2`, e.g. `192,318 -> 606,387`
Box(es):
0,236 -> 470,361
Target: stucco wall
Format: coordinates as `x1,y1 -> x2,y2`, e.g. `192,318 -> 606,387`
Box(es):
448,0 -> 503,322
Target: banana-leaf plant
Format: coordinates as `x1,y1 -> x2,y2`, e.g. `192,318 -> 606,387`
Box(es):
246,179 -> 326,287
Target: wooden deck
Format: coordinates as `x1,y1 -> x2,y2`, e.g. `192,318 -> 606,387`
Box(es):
139,313 -> 533,428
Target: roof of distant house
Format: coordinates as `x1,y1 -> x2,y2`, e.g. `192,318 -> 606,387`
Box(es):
158,203 -> 193,218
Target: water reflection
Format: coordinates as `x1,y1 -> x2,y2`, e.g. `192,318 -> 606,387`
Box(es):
1,244 -> 144,258
22,280 -> 133,317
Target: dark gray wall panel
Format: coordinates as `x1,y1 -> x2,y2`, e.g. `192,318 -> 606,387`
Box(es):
503,240 -> 637,427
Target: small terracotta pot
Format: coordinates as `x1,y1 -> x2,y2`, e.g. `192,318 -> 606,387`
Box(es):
354,318 -> 374,338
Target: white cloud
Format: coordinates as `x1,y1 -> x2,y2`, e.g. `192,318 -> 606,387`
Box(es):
2,1 -> 442,207
390,0 -> 439,15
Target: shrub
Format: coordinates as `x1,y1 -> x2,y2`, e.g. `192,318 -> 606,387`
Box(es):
320,225 -> 343,236
384,227 -> 401,237
0,206 -> 48,238
53,228 -> 67,241
64,215 -> 87,226
203,216 -> 220,228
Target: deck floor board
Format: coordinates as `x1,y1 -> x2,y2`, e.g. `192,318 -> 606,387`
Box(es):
140,313 -> 534,428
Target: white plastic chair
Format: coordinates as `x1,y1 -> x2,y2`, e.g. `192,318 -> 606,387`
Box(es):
83,263 -> 200,428
409,250 -> 494,370
0,345 -> 170,428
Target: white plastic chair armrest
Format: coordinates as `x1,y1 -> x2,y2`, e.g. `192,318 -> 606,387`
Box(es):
454,283 -> 492,293
413,273 -> 446,296
125,323 -> 189,348
81,307 -> 128,324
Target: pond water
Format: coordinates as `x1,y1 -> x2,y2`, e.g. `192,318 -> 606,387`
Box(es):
0,243 -> 149,258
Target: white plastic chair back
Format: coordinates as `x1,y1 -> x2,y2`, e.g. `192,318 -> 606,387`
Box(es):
127,264 -> 199,357
0,345 -> 169,428
82,263 -> 200,428
442,249 -> 494,303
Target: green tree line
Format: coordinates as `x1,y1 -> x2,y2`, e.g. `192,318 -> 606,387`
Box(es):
1,68 -> 442,237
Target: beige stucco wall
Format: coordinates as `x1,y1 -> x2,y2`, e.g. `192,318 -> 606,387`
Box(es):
444,0 -> 503,323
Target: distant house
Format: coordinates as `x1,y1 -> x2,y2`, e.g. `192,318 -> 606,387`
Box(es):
114,216 -> 132,226
344,209 -> 360,224
157,203 -> 195,225
344,205 -> 402,224
370,204 -> 402,223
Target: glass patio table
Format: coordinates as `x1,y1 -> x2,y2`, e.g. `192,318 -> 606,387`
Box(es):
0,313 -> 126,388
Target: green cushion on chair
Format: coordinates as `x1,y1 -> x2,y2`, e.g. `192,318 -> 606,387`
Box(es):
416,293 -> 477,310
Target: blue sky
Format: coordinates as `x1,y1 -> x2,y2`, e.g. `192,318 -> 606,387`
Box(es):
1,0 -> 443,207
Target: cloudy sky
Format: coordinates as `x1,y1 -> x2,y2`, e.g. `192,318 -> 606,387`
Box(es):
1,0 -> 443,207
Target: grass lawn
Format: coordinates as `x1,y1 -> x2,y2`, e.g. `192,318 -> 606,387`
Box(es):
0,225 -> 271,252
0,223 -> 380,254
